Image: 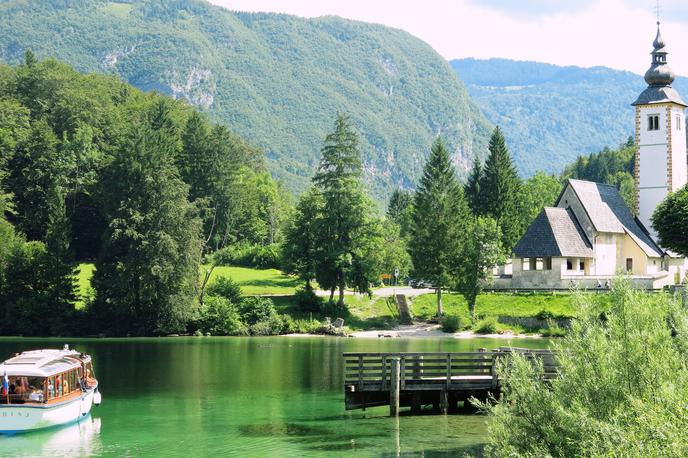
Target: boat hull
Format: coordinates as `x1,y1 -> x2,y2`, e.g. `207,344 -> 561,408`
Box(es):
0,388 -> 97,434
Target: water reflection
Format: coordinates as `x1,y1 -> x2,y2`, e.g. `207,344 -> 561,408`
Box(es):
0,336 -> 548,456
0,416 -> 101,456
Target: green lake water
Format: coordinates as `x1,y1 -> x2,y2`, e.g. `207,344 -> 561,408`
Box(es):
0,336 -> 549,457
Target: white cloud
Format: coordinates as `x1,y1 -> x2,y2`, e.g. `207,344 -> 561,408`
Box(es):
207,0 -> 688,75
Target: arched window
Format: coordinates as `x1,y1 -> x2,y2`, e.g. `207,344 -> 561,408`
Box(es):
648,114 -> 660,131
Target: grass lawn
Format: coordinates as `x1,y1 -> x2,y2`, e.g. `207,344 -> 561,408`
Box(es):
76,263 -> 301,301
205,265 -> 300,296
344,295 -> 399,330
75,264 -> 96,309
410,291 -> 580,324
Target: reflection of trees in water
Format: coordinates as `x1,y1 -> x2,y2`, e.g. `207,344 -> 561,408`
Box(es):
0,416 -> 102,457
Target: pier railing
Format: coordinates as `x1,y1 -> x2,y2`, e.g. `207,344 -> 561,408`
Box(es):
343,349 -> 556,415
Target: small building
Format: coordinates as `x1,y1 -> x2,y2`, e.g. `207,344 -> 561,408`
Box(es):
510,179 -> 673,289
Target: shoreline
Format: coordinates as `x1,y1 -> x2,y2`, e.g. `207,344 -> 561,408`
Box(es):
285,323 -> 543,339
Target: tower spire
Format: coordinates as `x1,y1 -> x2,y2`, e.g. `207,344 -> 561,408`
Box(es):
644,21 -> 674,87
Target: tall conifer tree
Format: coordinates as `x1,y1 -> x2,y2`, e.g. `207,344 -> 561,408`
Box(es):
283,186 -> 323,291
386,188 -> 413,239
409,137 -> 469,316
312,114 -> 375,307
479,127 -> 522,252
93,101 -> 202,335
465,156 -> 483,214
44,187 -> 78,334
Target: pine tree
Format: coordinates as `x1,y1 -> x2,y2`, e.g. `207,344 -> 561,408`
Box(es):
43,186 -> 78,334
465,156 -> 483,214
409,137 -> 470,316
93,101 -> 202,335
178,111 -> 212,202
479,127 -> 522,252
386,188 -> 413,239
312,113 -> 374,307
7,118 -> 67,240
282,186 -> 323,291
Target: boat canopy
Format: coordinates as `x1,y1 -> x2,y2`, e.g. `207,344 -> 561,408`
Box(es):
0,349 -> 90,377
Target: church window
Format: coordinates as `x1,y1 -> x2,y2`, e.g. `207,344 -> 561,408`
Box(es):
545,257 -> 552,270
522,258 -> 530,271
648,115 -> 660,131
626,258 -> 633,272
566,259 -> 573,270
677,115 -> 682,130
579,260 -> 585,271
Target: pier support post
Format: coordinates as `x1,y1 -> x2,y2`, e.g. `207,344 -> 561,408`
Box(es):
411,392 -> 422,414
439,389 -> 448,415
390,357 -> 400,417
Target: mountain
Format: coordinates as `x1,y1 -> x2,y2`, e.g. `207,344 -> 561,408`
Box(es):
451,58 -> 688,177
0,0 -> 492,198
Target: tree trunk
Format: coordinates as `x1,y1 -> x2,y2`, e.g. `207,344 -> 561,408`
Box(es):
337,268 -> 346,307
338,282 -> 345,307
436,287 -> 443,317
329,287 -> 335,303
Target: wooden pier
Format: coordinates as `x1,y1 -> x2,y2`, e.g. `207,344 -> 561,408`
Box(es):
343,349 -> 555,416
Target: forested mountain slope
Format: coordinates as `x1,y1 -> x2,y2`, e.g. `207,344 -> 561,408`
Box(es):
0,0 -> 492,197
451,58 -> 688,177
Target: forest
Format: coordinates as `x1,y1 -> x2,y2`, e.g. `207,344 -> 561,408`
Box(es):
0,53 -> 290,336
0,54 -> 645,337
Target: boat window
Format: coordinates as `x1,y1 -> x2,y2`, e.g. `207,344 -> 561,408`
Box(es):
1,376 -> 46,404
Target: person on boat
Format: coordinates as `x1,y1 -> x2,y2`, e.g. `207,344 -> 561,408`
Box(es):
13,378 -> 26,396
84,369 -> 96,387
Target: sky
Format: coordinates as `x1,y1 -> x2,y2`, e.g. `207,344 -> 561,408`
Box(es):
207,0 -> 688,75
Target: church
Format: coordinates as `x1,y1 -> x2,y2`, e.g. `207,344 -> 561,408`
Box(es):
503,23 -> 688,290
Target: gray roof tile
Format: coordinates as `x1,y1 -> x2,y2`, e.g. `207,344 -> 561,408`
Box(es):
513,207 -> 594,258
632,86 -> 687,107
565,179 -> 663,257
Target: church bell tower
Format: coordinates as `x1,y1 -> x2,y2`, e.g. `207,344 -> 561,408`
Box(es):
632,22 -> 687,240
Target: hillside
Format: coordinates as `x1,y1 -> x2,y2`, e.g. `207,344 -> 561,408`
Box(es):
0,0 -> 492,198
451,58 -> 688,177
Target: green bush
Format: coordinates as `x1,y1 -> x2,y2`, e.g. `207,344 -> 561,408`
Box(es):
212,243 -> 282,269
195,296 -> 246,336
474,317 -> 499,334
535,309 -> 556,320
540,319 -> 566,337
294,287 -> 323,312
239,296 -> 278,325
249,314 -> 287,336
478,278 -> 688,456
441,314 -> 462,333
293,319 -> 322,334
206,276 -> 242,304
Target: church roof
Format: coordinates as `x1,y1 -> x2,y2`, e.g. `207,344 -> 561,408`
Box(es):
564,179 -> 664,257
632,86 -> 687,107
513,207 -> 594,258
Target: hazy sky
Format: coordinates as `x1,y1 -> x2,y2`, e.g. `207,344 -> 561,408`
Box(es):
207,0 -> 688,75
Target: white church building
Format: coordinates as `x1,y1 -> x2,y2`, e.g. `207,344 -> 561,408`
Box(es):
501,23 -> 688,290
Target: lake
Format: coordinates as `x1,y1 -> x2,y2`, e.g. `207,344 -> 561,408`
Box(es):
0,336 -> 549,457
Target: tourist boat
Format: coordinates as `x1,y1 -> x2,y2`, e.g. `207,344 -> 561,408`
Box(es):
0,345 -> 101,434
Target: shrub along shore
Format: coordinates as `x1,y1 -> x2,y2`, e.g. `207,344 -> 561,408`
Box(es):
74,264 -> 590,337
